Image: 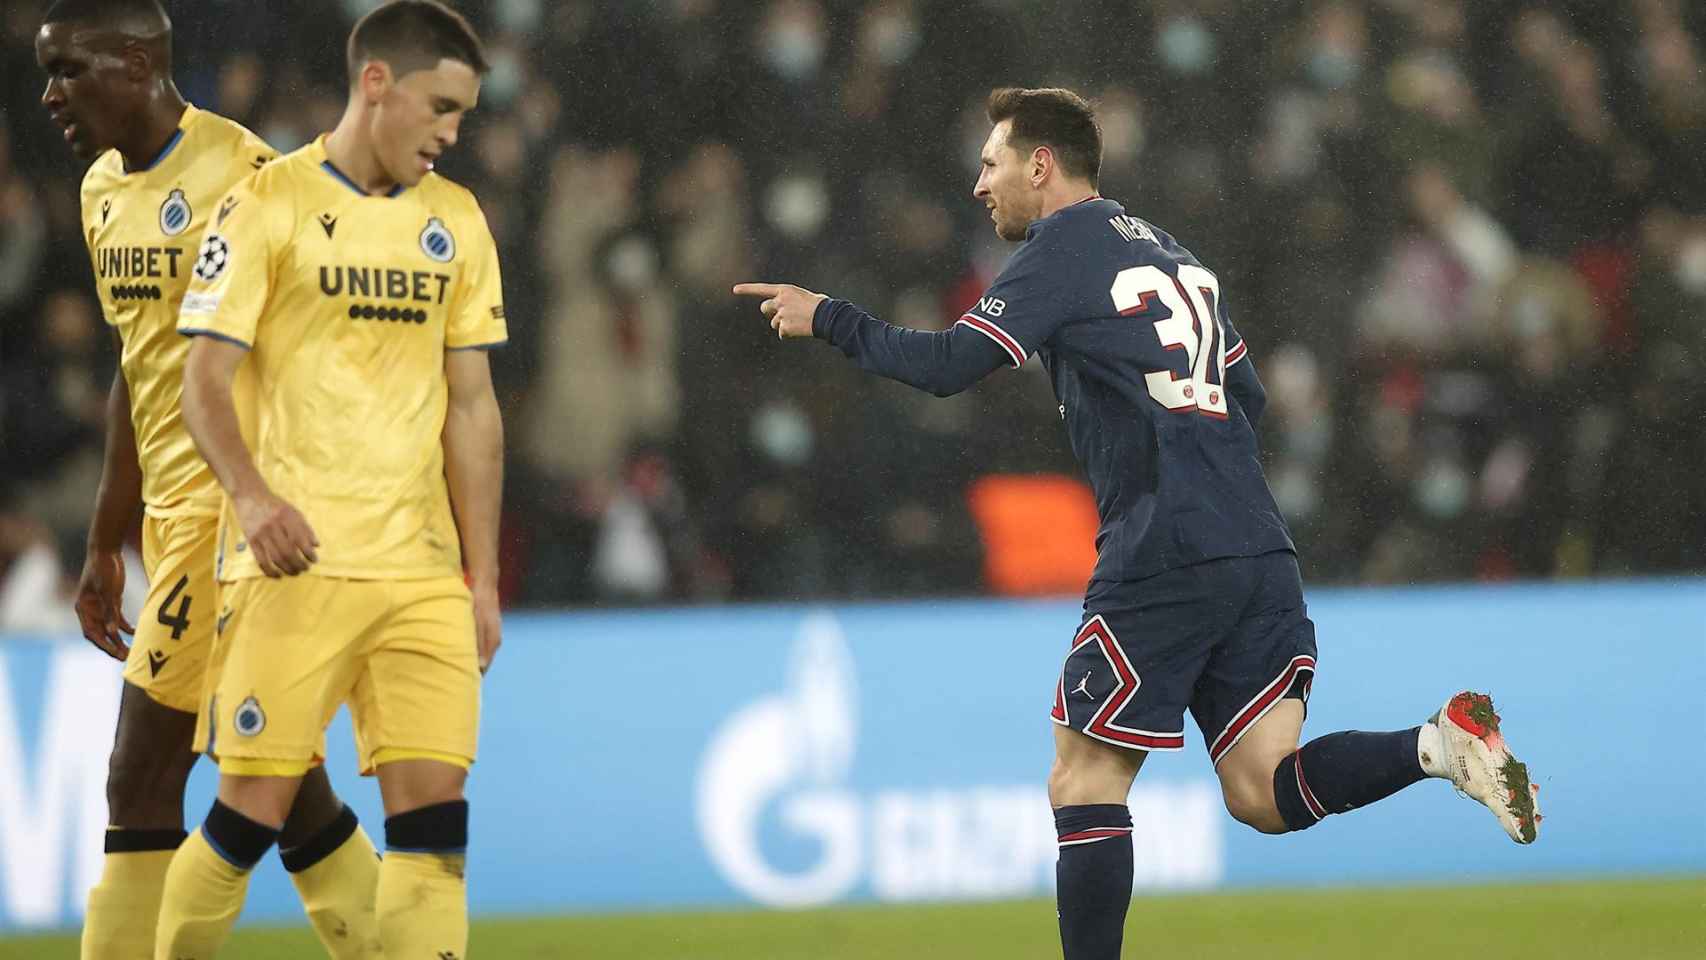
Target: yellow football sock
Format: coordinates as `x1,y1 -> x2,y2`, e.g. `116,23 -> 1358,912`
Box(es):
377,851 -> 468,958
152,828 -> 252,960
80,837 -> 179,960
286,822 -> 382,959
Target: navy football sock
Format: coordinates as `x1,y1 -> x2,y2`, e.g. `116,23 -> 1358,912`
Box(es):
1054,804 -> 1132,960
1272,728 -> 1427,831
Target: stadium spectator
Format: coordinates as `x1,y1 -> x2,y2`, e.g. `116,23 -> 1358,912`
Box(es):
0,0 -> 1701,606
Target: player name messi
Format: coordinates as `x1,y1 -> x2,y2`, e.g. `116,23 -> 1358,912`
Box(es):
96,244 -> 185,279
318,265 -> 453,304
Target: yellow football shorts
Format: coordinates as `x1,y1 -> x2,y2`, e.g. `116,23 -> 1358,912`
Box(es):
193,574 -> 481,777
122,514 -> 219,713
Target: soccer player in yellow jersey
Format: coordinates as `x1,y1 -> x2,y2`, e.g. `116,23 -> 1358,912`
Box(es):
36,2 -> 382,957
158,2 -> 506,956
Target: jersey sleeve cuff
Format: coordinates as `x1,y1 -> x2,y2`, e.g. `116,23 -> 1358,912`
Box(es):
447,339 -> 508,351
954,314 -> 1027,368
1225,340 -> 1248,366
178,328 -> 252,350
812,298 -> 844,340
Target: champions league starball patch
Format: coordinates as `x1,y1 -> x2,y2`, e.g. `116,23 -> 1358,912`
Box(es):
234,695 -> 266,737
194,233 -> 230,282
159,188 -> 193,236
420,217 -> 456,263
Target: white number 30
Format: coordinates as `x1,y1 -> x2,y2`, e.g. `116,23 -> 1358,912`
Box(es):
1110,264 -> 1228,418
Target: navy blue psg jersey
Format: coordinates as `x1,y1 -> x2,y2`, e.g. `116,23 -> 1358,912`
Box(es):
813,196 -> 1294,588
958,196 -> 1292,583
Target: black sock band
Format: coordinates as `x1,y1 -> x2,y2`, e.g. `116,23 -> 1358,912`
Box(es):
1273,751 -> 1322,831
385,800 -> 468,854
279,804 -> 359,873
1273,728 -> 1428,832
104,827 -> 188,854
1053,803 -> 1133,843
1054,804 -> 1133,960
203,800 -> 280,871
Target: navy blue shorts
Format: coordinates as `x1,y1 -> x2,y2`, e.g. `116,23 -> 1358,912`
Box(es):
1051,550 -> 1317,766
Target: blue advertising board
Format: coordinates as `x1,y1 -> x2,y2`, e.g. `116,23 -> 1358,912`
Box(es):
1,579 -> 1702,930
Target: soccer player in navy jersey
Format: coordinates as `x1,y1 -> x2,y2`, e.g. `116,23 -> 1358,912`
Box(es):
737,87 -> 1540,960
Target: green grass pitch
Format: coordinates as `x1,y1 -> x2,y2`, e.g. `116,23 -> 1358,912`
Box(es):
3,877 -> 1700,959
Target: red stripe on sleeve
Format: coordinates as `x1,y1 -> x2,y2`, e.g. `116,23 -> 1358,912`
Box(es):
956,314 -> 1026,368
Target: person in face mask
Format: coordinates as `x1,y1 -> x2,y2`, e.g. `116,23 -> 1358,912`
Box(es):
1155,13 -> 1215,76
758,0 -> 826,82
1303,1 -> 1368,90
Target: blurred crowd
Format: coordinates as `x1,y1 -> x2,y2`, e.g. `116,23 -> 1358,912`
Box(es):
1,0 -> 1702,620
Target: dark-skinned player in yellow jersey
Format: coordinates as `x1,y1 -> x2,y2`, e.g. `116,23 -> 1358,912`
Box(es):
37,1 -> 380,956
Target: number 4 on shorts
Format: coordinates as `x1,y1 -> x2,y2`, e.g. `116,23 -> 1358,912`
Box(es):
157,574 -> 192,641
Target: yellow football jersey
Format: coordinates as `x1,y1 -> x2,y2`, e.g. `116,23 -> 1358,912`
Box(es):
81,105 -> 275,517
178,136 -> 507,582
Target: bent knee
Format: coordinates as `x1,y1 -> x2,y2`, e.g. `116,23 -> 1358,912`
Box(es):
279,766 -> 349,848
1221,776 -> 1288,835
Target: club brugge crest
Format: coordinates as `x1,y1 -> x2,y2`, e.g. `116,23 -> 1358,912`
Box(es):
234,695 -> 266,737
159,188 -> 192,236
420,216 -> 455,262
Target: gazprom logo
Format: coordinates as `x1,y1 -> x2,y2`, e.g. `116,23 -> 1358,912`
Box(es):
696,614 -> 861,907
694,614 -> 1223,908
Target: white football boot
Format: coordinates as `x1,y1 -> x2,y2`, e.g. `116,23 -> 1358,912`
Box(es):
1420,691 -> 1541,844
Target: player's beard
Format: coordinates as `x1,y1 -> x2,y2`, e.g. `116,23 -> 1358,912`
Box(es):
995,199 -> 1033,242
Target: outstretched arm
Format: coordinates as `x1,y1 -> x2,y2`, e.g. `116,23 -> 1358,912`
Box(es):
734,282 -> 1008,397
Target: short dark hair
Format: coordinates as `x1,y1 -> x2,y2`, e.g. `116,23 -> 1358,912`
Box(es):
41,0 -> 172,72
347,0 -> 488,83
42,0 -> 168,26
986,87 -> 1102,187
